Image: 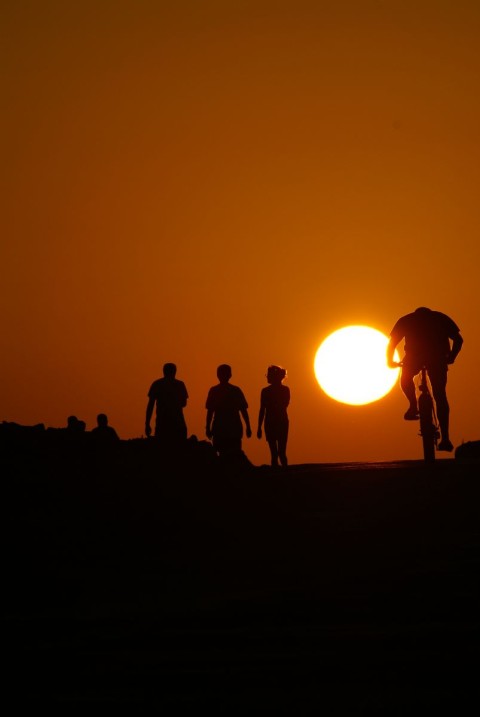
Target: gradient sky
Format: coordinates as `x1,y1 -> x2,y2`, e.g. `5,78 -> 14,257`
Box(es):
2,0 -> 479,464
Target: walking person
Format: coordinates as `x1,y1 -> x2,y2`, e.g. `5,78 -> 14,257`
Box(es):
145,363 -> 188,447
206,364 -> 252,459
257,365 -> 290,467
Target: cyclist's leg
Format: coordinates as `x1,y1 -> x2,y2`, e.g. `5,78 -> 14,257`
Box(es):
400,359 -> 421,417
428,363 -> 451,445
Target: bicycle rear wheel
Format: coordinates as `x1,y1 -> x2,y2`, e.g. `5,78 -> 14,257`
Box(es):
419,393 -> 436,463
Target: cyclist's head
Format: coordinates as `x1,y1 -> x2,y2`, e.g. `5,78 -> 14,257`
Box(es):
267,365 -> 287,384
415,307 -> 432,314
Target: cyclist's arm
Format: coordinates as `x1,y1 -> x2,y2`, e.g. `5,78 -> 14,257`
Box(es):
386,336 -> 402,368
448,332 -> 463,364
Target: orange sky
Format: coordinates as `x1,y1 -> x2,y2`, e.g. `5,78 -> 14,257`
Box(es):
2,0 -> 479,464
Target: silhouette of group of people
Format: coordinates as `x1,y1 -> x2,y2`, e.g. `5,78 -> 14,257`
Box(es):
0,412 -> 121,459
145,305 -> 464,464
1,306 -> 464,464
146,362 -> 290,467
62,413 -> 120,444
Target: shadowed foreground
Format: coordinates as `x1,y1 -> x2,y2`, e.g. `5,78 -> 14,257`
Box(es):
3,440 -> 480,710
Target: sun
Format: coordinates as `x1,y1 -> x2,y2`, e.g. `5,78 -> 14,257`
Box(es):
314,326 -> 400,405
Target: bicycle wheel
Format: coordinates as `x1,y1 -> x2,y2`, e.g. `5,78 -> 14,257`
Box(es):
419,392 -> 435,463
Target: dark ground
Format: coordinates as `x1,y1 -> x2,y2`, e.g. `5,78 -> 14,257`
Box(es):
3,438 -> 480,710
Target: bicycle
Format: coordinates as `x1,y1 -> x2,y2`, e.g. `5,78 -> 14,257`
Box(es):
417,366 -> 440,463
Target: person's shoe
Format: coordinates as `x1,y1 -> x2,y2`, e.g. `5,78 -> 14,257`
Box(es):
438,438 -> 454,452
404,408 -> 419,420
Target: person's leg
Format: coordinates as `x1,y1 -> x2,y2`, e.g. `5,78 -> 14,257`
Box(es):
221,435 -> 243,461
278,424 -> 288,467
429,365 -> 452,449
267,438 -> 279,467
400,363 -> 419,418
212,434 -> 223,456
278,437 -> 288,467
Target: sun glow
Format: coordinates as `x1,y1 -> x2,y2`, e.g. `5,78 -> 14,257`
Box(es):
314,326 -> 400,405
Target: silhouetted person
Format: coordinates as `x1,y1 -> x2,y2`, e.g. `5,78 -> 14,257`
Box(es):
145,363 -> 188,446
61,415 -> 87,449
257,365 -> 290,468
206,364 -> 252,458
387,307 -> 463,452
91,413 -> 119,443
66,415 -> 86,432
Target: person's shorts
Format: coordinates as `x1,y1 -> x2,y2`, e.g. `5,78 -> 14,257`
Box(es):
402,357 -> 448,385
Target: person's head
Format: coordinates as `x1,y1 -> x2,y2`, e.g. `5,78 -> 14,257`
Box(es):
266,365 -> 287,384
217,364 -> 232,383
67,416 -> 86,431
415,307 -> 432,314
163,362 -> 177,378
97,413 -> 108,427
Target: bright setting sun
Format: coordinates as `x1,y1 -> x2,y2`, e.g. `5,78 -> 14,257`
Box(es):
314,326 -> 400,405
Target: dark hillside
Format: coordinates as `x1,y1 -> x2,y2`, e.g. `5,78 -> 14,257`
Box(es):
3,432 -> 480,709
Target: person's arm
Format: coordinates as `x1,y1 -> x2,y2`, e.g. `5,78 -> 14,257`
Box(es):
386,336 -> 401,368
257,405 -> 265,439
206,408 -> 214,439
241,408 -> 252,438
448,333 -> 463,364
145,396 -> 155,437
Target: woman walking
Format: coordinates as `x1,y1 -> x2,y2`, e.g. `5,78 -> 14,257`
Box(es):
257,365 -> 290,468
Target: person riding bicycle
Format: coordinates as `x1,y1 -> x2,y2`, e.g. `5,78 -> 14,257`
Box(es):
386,307 -> 463,452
